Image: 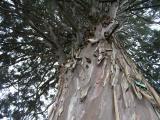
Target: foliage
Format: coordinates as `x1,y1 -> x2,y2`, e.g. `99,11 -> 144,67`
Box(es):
0,0 -> 160,119
117,1 -> 160,91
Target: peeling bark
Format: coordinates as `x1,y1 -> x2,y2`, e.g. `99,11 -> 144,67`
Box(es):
49,36 -> 160,120
49,1 -> 160,120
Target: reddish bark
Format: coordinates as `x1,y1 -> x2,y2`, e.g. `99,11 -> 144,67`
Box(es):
49,1 -> 160,120
49,37 -> 160,120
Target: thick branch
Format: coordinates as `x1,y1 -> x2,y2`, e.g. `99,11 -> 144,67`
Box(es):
58,3 -> 78,32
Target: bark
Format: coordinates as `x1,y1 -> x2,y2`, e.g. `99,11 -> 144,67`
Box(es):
48,36 -> 160,120
48,1 -> 160,120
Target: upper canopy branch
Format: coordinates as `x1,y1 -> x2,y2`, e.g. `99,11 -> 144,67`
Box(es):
129,4 -> 160,11
88,1 -> 119,43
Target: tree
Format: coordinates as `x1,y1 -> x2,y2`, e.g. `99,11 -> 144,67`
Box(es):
48,0 -> 160,120
0,0 -> 160,119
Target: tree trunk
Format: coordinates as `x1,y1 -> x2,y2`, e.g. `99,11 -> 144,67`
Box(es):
49,2 -> 160,120
48,36 -> 160,120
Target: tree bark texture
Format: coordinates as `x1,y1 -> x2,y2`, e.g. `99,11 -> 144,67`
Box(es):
49,36 -> 160,120
49,1 -> 160,120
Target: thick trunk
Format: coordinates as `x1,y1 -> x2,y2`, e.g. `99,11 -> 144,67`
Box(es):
49,1 -> 160,120
49,37 -> 160,120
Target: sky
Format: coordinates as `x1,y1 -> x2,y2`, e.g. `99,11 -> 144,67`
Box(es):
150,24 -> 160,30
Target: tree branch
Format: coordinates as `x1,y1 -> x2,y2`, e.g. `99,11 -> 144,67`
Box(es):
28,20 -> 56,48
123,0 -> 148,12
131,12 -> 160,25
129,4 -> 160,11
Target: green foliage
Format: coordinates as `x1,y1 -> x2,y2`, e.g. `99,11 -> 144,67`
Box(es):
0,0 -> 160,119
118,3 -> 160,90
